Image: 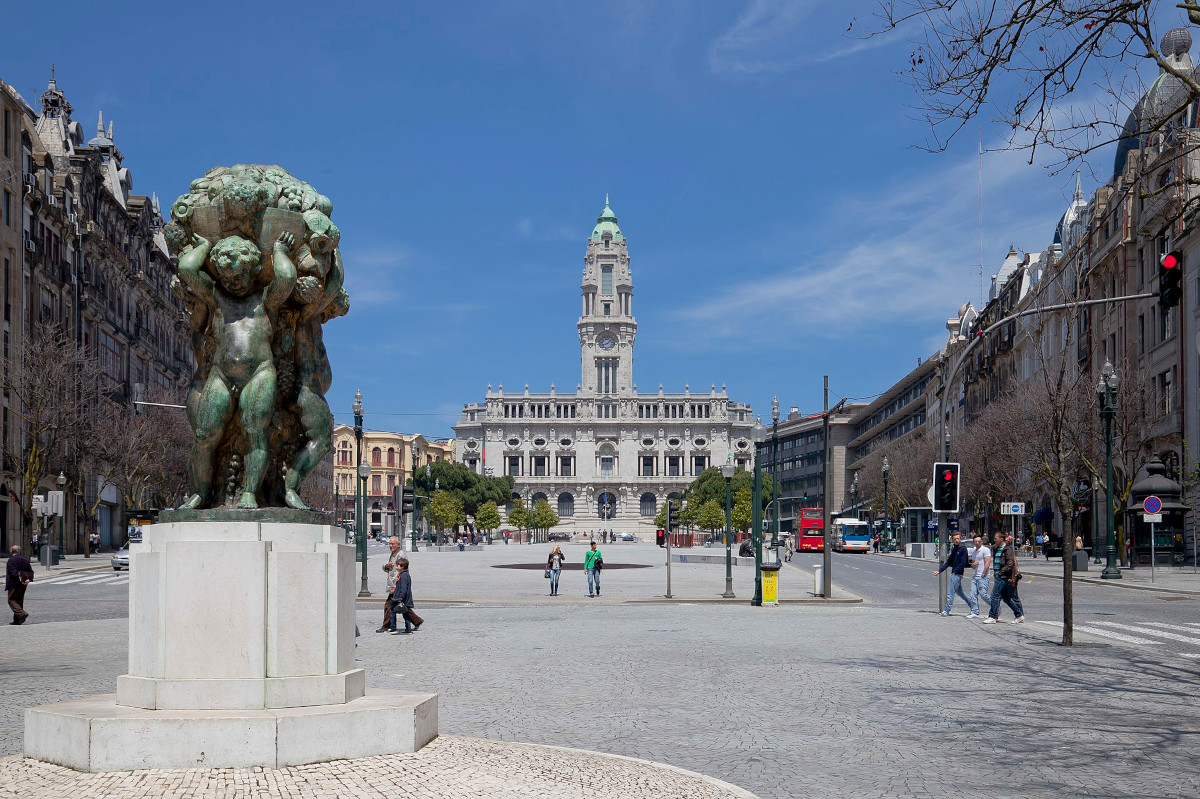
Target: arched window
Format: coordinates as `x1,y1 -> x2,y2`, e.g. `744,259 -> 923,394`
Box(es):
558,492 -> 575,517
640,493 -> 657,517
386,448 -> 396,467
338,442 -> 351,465
531,492 -> 548,506
371,447 -> 382,466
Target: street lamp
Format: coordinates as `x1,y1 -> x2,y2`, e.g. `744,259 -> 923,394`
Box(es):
410,442 -> 419,551
57,471 -> 66,555
751,416 -> 765,606
1097,361 -> 1122,579
434,477 -> 440,544
770,396 -> 780,553
882,456 -> 890,553
1092,476 -> 1103,564
425,463 -> 432,544
850,473 -> 859,518
720,458 -> 736,598
353,390 -> 371,597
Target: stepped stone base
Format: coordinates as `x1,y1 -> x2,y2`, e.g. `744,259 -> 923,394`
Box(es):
24,690 -> 438,771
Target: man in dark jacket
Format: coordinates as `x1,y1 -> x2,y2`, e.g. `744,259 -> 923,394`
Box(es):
984,531 -> 1025,624
934,532 -> 979,617
6,545 -> 34,625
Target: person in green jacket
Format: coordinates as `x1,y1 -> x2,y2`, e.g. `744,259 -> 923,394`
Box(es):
584,541 -> 603,597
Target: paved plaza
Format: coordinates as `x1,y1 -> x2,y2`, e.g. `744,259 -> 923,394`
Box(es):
5,540 -> 1200,798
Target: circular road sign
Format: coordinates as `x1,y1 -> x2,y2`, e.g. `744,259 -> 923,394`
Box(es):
1143,495 -> 1162,514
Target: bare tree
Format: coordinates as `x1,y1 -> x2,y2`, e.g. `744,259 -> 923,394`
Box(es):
957,389 -> 1038,537
854,432 -> 940,521
1,327 -> 106,551
870,2 -> 1200,216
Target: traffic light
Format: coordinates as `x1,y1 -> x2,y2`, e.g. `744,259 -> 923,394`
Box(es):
932,463 -> 961,513
656,529 -> 665,547
666,502 -> 680,531
1160,250 -> 1183,307
400,485 -> 415,514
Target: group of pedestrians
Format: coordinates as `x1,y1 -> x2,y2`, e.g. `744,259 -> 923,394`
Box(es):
545,541 -> 604,597
935,530 -> 1025,623
377,537 -> 423,635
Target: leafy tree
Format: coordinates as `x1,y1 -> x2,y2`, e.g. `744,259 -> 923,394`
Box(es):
474,500 -> 501,533
507,497 -> 529,531
429,489 -> 465,543
732,487 -> 754,533
532,498 -> 560,532
694,499 -> 726,533
654,498 -> 680,529
686,466 -> 773,510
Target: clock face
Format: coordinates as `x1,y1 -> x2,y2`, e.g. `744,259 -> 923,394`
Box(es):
598,335 -> 616,351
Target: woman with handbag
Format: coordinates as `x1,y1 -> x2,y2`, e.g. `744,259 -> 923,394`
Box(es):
546,545 -> 565,596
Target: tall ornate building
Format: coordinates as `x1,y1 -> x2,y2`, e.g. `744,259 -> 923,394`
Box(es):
453,198 -> 754,534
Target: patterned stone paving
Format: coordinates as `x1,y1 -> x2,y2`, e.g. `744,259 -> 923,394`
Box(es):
0,735 -> 759,799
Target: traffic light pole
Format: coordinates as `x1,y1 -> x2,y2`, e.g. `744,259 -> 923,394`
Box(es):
665,512 -> 673,599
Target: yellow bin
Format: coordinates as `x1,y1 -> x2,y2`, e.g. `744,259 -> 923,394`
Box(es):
761,563 -> 781,605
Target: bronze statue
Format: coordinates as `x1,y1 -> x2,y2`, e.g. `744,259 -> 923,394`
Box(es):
164,165 -> 348,514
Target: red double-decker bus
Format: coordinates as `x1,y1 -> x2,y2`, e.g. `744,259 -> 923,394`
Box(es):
797,507 -> 824,552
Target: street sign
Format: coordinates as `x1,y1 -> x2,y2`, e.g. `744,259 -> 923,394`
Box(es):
924,520 -> 938,532
948,519 -> 959,532
1000,502 -> 1026,515
1143,495 -> 1162,515
1143,512 -> 1163,523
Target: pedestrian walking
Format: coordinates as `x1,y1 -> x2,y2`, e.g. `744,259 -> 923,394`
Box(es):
390,557 -> 423,634
6,544 -> 34,625
377,537 -> 404,633
504,530 -> 510,545
934,532 -> 979,617
547,545 -> 565,596
969,534 -> 992,612
984,531 -> 1025,624
584,540 -> 603,597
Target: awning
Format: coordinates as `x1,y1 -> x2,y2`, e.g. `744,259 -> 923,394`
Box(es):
1031,506 -> 1054,524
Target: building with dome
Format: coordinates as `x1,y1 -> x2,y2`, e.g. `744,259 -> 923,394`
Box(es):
452,198 -> 755,534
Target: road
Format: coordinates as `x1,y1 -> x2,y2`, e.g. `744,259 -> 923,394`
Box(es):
788,550 -> 1200,659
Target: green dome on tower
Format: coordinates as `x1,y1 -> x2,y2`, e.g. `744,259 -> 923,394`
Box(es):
590,194 -> 624,242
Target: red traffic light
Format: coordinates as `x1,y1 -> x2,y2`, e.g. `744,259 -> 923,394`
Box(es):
1162,253 -> 1179,269
943,470 -> 954,481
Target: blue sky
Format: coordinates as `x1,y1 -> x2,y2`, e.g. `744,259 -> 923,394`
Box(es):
4,1 -> 1137,437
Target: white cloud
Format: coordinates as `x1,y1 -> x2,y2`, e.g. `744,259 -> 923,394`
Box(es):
668,141 -> 1070,348
708,0 -> 820,74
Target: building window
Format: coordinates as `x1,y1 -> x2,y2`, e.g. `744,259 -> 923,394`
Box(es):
640,456 -> 656,476
666,456 -> 682,477
558,456 -> 574,477
603,302 -> 610,315
387,448 -> 396,466
595,358 -> 618,394
507,456 -> 522,477
1160,306 -> 1175,342
601,265 -> 613,295
1159,370 -> 1174,414
692,455 -> 708,476
558,492 -> 575,517
532,455 -> 548,476
2,190 -> 10,228
1138,314 -> 1145,355
372,447 -> 382,466
371,475 -> 381,495
99,331 -> 122,380
387,475 -> 396,495
598,455 -> 614,477
640,493 -> 656,517
597,491 -> 616,519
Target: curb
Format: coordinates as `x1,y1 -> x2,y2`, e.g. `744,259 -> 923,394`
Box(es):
1017,568 -> 1200,597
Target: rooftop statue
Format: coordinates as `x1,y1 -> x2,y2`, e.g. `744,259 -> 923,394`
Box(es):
163,165 -> 348,514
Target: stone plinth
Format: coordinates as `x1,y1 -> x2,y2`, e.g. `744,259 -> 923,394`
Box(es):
24,690 -> 438,771
23,520 -> 438,771
118,521 -> 360,710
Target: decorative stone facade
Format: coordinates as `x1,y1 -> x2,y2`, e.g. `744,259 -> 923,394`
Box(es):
453,199 -> 754,533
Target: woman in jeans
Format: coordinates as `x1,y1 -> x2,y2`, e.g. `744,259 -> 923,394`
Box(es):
547,545 -> 565,596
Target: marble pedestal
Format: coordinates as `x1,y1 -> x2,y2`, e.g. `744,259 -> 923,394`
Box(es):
24,520 -> 438,770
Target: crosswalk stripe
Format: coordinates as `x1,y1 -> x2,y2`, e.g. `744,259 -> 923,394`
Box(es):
1091,621 -> 1200,646
37,574 -> 105,585
70,574 -> 125,585
1034,621 -> 1166,645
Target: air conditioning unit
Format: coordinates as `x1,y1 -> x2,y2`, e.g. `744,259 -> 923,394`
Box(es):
68,212 -> 78,224
70,222 -> 79,236
47,196 -> 58,207
22,172 -> 35,186
24,239 -> 36,253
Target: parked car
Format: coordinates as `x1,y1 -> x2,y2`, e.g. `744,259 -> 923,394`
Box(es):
617,532 -> 636,541
548,531 -> 572,542
111,544 -> 131,571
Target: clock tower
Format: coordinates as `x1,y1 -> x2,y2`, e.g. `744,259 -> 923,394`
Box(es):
579,196 -> 636,396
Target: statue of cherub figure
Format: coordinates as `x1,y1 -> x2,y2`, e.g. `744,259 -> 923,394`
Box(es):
176,232 -> 298,509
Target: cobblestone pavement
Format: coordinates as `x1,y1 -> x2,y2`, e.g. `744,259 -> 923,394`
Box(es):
0,736 -> 757,799
5,601 -> 1199,798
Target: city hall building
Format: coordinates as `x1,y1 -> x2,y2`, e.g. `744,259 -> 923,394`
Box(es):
453,199 -> 754,534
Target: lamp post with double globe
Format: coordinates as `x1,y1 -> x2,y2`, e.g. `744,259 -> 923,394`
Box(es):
721,458 -> 736,598
353,391 -> 371,597
882,456 -> 891,553
770,397 -> 780,552
1098,361 -> 1122,579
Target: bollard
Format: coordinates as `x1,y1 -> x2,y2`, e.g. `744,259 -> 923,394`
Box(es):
814,565 -> 824,597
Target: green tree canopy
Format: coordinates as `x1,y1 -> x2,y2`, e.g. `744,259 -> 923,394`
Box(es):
532,498 -> 560,531
685,467 -> 773,511
694,499 -> 726,532
507,497 -> 529,530
411,461 -> 514,517
428,489 -> 465,532
732,487 -> 753,533
474,500 -> 501,532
